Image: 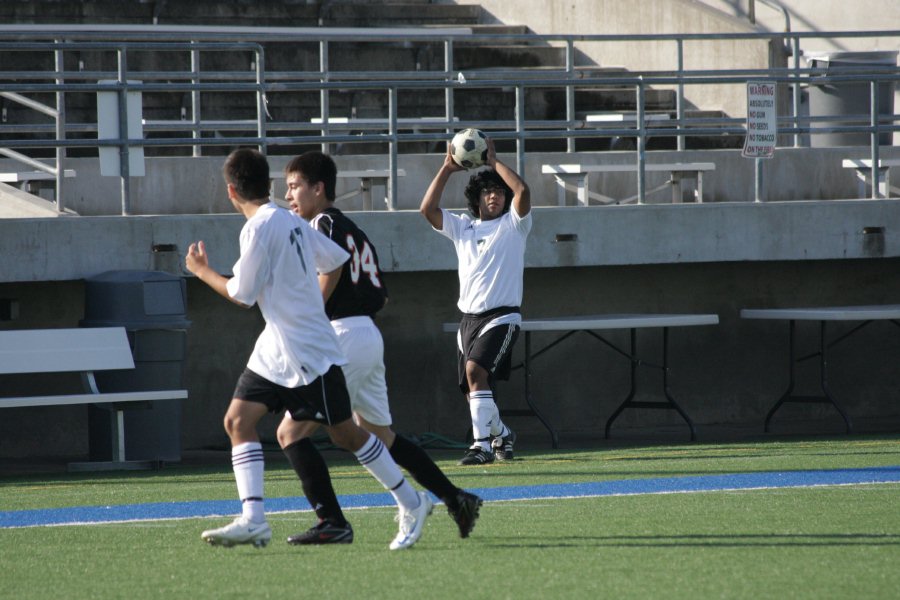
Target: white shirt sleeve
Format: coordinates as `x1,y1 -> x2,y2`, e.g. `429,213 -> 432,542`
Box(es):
508,202 -> 533,236
437,208 -> 467,241
226,223 -> 268,306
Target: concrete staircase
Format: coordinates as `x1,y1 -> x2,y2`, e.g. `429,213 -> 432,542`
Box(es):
0,0 -> 734,155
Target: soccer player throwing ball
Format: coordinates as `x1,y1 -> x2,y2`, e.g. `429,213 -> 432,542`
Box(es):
420,135 -> 532,465
278,151 -> 483,543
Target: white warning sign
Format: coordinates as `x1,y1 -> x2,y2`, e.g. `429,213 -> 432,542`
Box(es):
742,81 -> 777,159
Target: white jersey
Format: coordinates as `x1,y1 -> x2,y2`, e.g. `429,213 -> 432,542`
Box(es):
437,204 -> 532,315
226,202 -> 350,387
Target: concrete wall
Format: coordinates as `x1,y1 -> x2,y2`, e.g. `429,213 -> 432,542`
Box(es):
451,0 -> 782,118
2,256 -> 899,459
700,0 -> 900,129
5,146 -> 899,217
701,1 -> 900,52
1,198 -> 899,283
2,195 -> 900,457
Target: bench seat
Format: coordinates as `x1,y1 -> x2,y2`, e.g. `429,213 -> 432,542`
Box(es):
0,326 -> 188,471
542,162 -> 716,205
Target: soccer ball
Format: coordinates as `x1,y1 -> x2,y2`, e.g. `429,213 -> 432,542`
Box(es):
450,128 -> 488,169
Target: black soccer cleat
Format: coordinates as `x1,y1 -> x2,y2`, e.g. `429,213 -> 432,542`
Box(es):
458,446 -> 495,466
491,429 -> 517,461
286,519 -> 354,545
447,490 -> 483,538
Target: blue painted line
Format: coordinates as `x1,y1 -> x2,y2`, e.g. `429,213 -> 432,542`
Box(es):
1,466 -> 897,529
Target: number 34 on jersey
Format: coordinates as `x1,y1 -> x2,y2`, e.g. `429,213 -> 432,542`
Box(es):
345,234 -> 382,288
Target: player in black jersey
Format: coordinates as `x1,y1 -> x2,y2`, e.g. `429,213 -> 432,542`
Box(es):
276,151 -> 483,543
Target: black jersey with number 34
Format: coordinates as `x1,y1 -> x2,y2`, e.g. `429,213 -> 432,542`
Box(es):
311,206 -> 388,319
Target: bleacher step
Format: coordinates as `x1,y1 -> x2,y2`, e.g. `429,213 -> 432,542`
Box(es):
320,3 -> 481,26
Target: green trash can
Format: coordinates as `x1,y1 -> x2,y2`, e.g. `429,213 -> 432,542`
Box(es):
81,270 -> 191,463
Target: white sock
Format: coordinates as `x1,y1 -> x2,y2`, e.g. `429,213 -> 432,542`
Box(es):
232,441 -> 265,523
489,405 -> 509,438
355,434 -> 419,511
469,390 -> 496,450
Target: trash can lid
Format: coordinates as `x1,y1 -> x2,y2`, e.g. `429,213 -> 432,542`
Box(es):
82,269 -> 191,329
804,50 -> 898,66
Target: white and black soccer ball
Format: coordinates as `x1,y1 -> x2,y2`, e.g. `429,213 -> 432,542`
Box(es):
450,128 -> 488,169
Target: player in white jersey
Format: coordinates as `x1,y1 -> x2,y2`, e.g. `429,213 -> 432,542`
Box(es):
420,136 -> 532,465
276,151 -> 482,542
186,148 -> 431,550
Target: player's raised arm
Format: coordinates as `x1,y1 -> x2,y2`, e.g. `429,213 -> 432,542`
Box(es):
485,138 -> 531,217
420,144 -> 465,230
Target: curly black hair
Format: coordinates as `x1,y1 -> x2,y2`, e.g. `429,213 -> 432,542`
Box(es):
463,169 -> 513,218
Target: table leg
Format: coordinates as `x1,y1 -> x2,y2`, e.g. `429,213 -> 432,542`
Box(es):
506,331 -> 559,448
764,320 -> 796,432
661,327 -> 697,440
604,328 -> 695,440
553,175 -> 567,206
553,174 -> 588,207
579,173 -> 590,206
604,329 -> 637,438
360,177 -> 373,211
819,321 -> 853,433
854,169 -> 868,198
670,172 -> 681,204
876,167 -> 889,198
764,319 -> 853,433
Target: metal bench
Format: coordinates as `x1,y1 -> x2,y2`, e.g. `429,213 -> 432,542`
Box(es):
841,158 -> 900,198
542,162 -> 716,206
275,168 -> 407,210
0,327 -> 188,471
0,169 -> 76,192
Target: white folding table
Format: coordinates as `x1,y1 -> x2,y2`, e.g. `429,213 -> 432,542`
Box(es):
741,305 -> 900,433
444,313 -> 720,446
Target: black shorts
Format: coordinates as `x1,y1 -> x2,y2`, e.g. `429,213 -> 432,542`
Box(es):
232,365 -> 353,425
456,306 -> 521,393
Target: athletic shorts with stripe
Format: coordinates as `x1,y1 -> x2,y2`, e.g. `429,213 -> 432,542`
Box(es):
233,365 -> 353,425
455,307 -> 521,394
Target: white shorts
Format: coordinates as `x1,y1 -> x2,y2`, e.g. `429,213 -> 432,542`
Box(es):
332,316 -> 392,427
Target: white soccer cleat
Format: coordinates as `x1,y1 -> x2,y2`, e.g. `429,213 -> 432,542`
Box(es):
201,516 -> 272,548
389,491 -> 434,550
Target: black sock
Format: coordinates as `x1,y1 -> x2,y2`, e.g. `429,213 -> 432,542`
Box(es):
282,438 -> 347,526
389,434 -> 460,506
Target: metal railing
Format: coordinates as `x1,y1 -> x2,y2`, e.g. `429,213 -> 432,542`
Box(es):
749,0 -> 792,33
0,25 -> 898,213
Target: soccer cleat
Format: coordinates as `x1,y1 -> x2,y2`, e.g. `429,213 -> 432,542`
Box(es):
447,490 -> 483,538
458,446 -> 495,465
286,519 -> 354,545
201,516 -> 272,548
389,491 -> 434,550
491,429 -> 517,461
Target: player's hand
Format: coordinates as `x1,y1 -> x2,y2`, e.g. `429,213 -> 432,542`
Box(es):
185,241 -> 209,275
485,136 -> 497,168
443,142 -> 466,173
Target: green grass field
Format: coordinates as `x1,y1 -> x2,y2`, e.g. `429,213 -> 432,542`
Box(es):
1,436 -> 898,599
